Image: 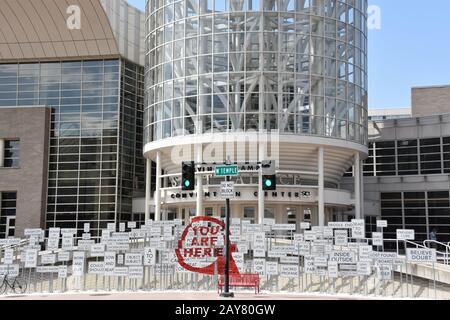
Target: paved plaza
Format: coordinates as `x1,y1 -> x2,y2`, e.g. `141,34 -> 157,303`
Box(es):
0,291 -> 373,300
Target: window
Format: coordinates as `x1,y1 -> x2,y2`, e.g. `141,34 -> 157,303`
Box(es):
381,191 -> 450,244
264,207 -> 275,219
244,207 -> 255,223
205,207 -> 213,217
303,208 -> 312,222
3,139 -> 20,168
0,192 -> 17,238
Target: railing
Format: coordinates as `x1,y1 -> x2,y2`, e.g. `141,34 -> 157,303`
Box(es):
423,240 -> 450,265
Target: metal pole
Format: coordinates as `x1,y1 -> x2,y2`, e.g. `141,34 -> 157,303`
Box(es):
220,173 -> 234,298
433,262 -> 437,299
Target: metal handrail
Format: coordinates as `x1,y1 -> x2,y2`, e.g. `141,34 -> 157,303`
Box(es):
423,240 -> 450,265
423,240 -> 450,249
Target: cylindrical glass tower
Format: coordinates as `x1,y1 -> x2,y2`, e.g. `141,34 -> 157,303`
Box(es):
144,0 -> 369,225
145,0 -> 368,144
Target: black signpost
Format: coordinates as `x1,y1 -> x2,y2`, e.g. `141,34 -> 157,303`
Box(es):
220,161 -> 234,298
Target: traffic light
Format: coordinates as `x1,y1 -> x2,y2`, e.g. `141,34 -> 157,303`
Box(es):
182,161 -> 195,191
262,175 -> 277,191
261,160 -> 276,191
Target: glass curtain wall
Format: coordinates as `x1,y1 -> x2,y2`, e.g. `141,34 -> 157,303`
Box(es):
0,59 -> 145,238
145,0 -> 368,145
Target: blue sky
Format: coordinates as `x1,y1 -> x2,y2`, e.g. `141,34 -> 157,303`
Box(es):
127,0 -> 450,109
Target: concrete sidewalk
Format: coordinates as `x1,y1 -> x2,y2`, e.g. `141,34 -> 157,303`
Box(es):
0,291 -> 373,300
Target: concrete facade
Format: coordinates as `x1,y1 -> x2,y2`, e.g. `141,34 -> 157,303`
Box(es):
0,107 -> 50,236
412,85 -> 450,117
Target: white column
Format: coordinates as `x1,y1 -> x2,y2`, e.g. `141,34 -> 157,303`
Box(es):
0,139 -> 4,167
258,143 -> 266,224
145,159 -> 152,221
354,152 -> 362,219
196,145 -> 203,216
154,151 -> 161,221
318,147 -> 325,227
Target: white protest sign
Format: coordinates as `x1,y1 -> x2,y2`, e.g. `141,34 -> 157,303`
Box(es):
304,256 -> 316,274
357,261 -> 372,276
41,254 -> 56,265
143,247 -> 156,266
253,248 -> 266,258
72,252 -> 85,276
36,266 -> 59,274
334,230 -> 348,246
370,252 -> 398,259
24,228 -> 43,236
88,262 -> 105,274
314,256 -> 328,267
113,267 -> 129,277
377,265 -> 392,280
268,251 -> 286,258
125,253 -> 142,266
272,224 -> 296,231
329,251 -> 355,264
129,266 -> 144,279
128,222 -> 137,229
77,240 -> 95,251
82,233 -> 91,240
296,241 -> 310,256
90,244 -> 105,257
280,264 -> 299,278
304,231 -> 316,241
323,227 -> 333,239
263,218 -> 275,226
231,252 -> 244,273
58,251 -> 71,262
266,261 -> 278,275
376,220 -> 388,228
372,232 -> 383,246
119,223 -> 126,232
396,229 -> 415,241
328,261 -> 338,278
359,245 -> 373,260
351,219 -> 365,239
58,266 -> 68,279
231,218 -> 241,225
253,259 -> 266,276
300,222 -> 310,230
4,249 -> 13,265
62,234 -> 74,250
236,241 -> 248,253
253,232 -> 266,251
24,249 -> 38,268
47,238 -> 59,250
104,252 -> 116,275
406,249 -> 437,263
280,256 -> 298,264
84,223 -> 90,233
328,222 -> 353,229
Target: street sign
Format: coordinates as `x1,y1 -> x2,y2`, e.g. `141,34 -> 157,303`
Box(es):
220,181 -> 235,199
215,165 -> 239,177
